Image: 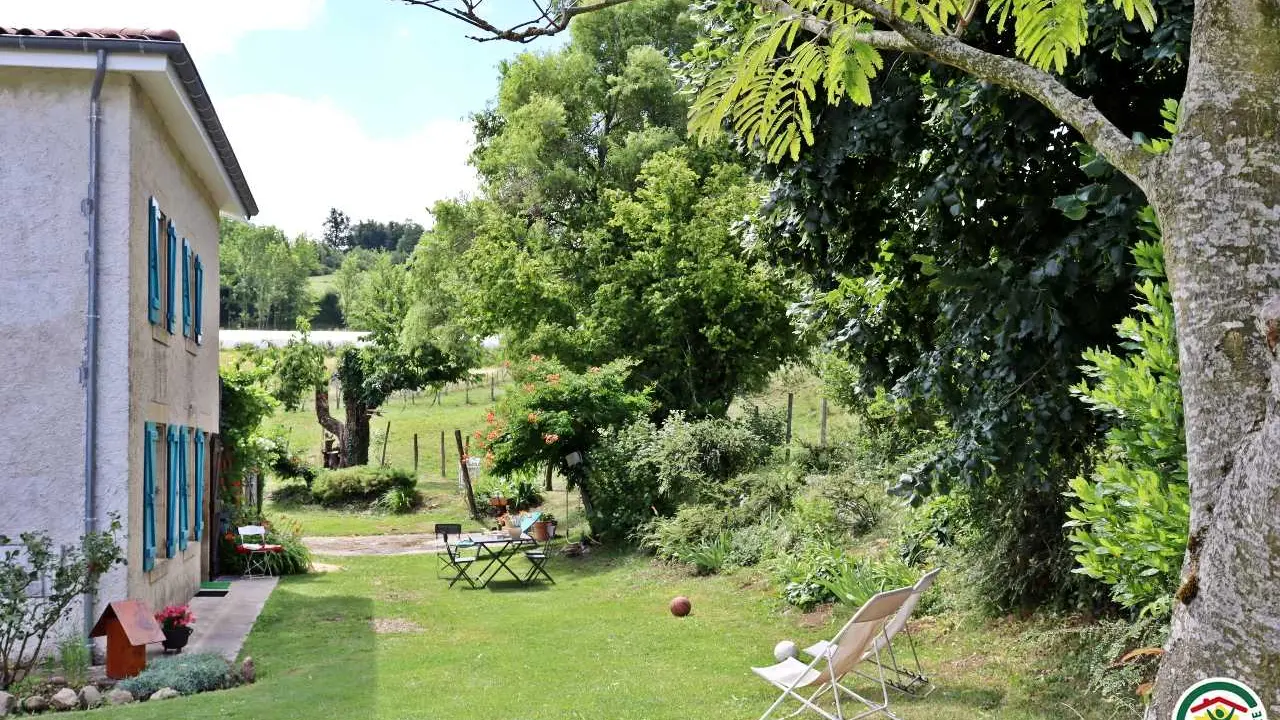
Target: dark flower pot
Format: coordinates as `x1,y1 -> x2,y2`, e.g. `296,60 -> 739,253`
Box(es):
162,626 -> 192,653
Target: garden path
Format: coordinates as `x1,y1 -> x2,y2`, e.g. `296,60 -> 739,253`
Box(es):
302,532 -> 484,556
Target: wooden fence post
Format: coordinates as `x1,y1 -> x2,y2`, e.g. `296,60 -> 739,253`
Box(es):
413,433 -> 419,474
819,398 -> 828,447
454,429 -> 481,519
490,374 -> 496,401
380,421 -> 391,467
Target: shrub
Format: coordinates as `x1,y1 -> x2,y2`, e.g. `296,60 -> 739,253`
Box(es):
1,520 -> 125,689
589,409 -> 786,541
268,482 -> 315,507
638,504 -> 736,561
117,653 -> 238,697
372,487 -> 420,514
312,466 -> 416,507
1048,615 -> 1168,715
898,493 -> 970,566
683,533 -> 733,575
1065,241 -> 1186,617
773,545 -> 928,611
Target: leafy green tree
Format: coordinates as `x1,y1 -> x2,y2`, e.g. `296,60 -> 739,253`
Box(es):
1066,237 -> 1185,618
453,1 -> 800,416
219,218 -> 317,329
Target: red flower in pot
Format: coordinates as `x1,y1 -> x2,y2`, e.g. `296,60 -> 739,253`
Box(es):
156,604 -> 196,653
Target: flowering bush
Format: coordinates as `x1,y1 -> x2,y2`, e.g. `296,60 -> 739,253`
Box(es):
155,605 -> 196,632
473,358 -> 650,485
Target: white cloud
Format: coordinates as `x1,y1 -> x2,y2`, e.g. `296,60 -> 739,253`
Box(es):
219,93 -> 477,237
5,0 -> 324,57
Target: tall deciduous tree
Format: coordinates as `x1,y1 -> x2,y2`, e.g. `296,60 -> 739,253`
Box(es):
403,0 -> 1280,712
450,0 -> 800,417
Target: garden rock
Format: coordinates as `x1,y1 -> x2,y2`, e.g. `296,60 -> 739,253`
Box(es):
0,691 -> 14,716
105,689 -> 133,706
49,688 -> 78,711
23,695 -> 48,713
78,686 -> 102,709
241,656 -> 256,684
48,677 -> 66,689
150,688 -> 180,702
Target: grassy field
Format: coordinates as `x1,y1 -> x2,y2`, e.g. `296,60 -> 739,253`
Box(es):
95,551 -> 1102,720
307,273 -> 338,296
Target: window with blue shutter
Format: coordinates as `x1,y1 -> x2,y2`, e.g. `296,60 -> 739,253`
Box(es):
147,200 -> 161,324
193,430 -> 205,540
178,426 -> 189,551
166,222 -> 178,334
181,239 -> 192,338
143,423 -> 158,572
193,256 -> 204,345
166,425 -> 179,557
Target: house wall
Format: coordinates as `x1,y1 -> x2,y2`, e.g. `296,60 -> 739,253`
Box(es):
0,67 -> 134,627
124,78 -> 221,611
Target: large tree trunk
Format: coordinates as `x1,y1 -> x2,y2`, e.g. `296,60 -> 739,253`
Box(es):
344,393 -> 371,466
314,386 -> 348,468
1146,0 -> 1280,713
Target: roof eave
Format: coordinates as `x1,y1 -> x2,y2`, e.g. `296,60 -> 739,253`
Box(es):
0,35 -> 258,218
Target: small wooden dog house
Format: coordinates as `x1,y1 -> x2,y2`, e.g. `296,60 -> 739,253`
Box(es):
90,600 -> 166,679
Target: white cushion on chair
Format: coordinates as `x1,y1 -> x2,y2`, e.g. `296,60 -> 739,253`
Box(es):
752,657 -> 823,689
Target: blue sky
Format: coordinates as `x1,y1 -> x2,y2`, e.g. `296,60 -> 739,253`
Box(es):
16,0 -> 554,235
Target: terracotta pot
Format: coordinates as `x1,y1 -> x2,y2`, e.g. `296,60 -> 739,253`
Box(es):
161,626 -> 191,653
530,520 -> 550,542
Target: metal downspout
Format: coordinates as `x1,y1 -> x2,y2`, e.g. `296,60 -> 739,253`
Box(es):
83,49 -> 108,639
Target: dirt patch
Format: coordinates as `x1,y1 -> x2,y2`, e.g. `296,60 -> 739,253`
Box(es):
311,562 -> 345,573
372,618 -> 424,634
798,604 -> 835,628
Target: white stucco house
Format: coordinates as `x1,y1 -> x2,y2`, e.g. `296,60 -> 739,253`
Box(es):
0,27 -> 257,636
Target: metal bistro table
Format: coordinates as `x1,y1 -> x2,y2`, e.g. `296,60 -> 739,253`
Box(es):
466,532 -> 538,588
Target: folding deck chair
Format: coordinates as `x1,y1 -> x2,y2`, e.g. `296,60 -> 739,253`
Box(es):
753,586 -> 913,720
803,568 -> 941,697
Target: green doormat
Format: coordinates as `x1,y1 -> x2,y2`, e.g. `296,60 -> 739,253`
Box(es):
195,581 -> 231,597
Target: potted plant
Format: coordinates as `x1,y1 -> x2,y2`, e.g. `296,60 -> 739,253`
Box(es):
156,604 -> 195,653
532,513 -> 556,542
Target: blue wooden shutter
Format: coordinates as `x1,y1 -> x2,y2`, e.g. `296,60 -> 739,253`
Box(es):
166,222 -> 178,334
178,426 -> 189,551
181,239 -> 192,338
143,423 -> 158,571
193,430 -> 205,540
194,256 -> 204,344
147,200 -> 161,324
166,425 -> 178,557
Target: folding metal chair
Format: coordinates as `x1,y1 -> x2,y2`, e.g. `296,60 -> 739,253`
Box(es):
753,586 -> 913,720
522,517 -> 555,585
236,525 -> 283,579
804,568 -> 941,697
435,523 -> 477,588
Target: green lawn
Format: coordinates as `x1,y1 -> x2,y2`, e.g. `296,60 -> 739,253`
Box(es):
94,552 -> 1102,720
